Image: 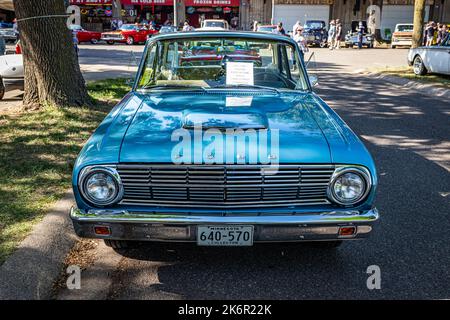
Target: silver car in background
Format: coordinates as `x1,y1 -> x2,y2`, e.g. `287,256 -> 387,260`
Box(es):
408,34 -> 450,75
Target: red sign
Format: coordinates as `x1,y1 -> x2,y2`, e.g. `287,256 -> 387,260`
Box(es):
70,0 -> 113,4
120,0 -> 174,5
185,0 -> 240,6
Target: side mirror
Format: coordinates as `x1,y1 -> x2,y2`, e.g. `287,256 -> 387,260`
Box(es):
125,78 -> 135,86
309,74 -> 319,87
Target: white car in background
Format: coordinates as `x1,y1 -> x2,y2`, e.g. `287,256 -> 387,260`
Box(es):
407,34 -> 450,75
197,19 -> 230,31
0,54 -> 24,99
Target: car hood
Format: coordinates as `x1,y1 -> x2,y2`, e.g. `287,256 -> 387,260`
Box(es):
119,91 -> 332,164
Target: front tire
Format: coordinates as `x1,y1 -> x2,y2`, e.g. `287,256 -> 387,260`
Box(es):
126,36 -> 134,45
90,38 -> 99,44
106,40 -> 114,45
413,55 -> 427,75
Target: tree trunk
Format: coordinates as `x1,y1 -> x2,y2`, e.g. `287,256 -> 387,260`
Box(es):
412,0 -> 426,48
13,0 -> 91,109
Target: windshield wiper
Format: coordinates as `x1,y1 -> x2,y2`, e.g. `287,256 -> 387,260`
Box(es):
210,84 -> 280,94
140,84 -> 207,91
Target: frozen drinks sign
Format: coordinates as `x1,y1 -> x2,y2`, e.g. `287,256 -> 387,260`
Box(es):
185,0 -> 240,6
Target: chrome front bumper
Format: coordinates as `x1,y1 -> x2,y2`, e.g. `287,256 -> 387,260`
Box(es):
70,207 -> 379,243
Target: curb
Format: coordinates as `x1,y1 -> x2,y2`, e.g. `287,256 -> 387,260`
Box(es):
0,191 -> 77,300
362,72 -> 450,100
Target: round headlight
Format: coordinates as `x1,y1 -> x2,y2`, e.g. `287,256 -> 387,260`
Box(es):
79,167 -> 122,206
329,168 -> 370,205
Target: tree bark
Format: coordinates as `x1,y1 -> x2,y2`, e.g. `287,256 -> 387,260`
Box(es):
13,0 -> 91,109
412,0 -> 426,48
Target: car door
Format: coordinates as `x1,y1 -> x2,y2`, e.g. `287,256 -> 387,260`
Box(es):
422,40 -> 450,74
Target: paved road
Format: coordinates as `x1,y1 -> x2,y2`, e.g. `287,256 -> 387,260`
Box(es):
57,46 -> 450,300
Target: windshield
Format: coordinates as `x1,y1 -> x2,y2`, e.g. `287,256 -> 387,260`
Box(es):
136,37 -> 309,91
304,21 -> 324,29
258,26 -> 275,32
397,25 -> 413,32
121,25 -> 137,31
204,21 -> 225,28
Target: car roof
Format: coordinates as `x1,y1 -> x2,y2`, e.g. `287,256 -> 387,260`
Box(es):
149,31 -> 296,45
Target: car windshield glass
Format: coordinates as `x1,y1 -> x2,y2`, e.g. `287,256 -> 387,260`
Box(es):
258,27 -> 275,32
136,37 -> 309,92
121,25 -> 136,31
397,25 -> 413,32
204,21 -> 225,28
304,22 -> 324,29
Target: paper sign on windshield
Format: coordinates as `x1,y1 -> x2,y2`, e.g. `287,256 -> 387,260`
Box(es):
226,62 -> 254,86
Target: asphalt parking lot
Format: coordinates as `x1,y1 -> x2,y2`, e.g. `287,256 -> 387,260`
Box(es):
53,45 -> 448,299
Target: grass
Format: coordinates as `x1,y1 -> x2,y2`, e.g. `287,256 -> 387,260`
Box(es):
0,79 -> 131,264
371,66 -> 450,89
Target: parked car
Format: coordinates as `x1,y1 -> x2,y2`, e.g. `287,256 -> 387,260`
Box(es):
0,54 -> 24,100
256,25 -> 277,33
0,27 -> 17,43
159,25 -> 177,34
70,31 -> 379,249
391,23 -> 413,48
407,34 -> 450,75
101,24 -> 158,45
69,24 -> 102,44
197,19 -> 230,31
302,20 -> 328,47
345,21 -> 374,48
345,32 -> 374,48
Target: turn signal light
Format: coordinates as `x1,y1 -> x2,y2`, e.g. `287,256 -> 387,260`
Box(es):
94,226 -> 111,235
339,226 -> 356,236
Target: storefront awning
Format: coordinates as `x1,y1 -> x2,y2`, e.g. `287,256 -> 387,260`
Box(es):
185,0 -> 240,6
120,0 -> 174,5
70,0 -> 113,4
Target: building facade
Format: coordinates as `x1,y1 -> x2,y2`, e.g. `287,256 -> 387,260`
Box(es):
8,0 -> 447,33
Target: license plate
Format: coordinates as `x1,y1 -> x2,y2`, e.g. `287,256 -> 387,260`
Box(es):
197,225 -> 254,246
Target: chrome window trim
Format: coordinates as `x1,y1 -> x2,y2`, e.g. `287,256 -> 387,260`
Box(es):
78,165 -> 124,207
327,166 -> 372,206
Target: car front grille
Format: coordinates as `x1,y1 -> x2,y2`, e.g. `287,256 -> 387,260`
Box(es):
117,164 -> 335,208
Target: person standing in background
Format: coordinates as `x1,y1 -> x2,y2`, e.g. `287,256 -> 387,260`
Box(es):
12,18 -> 19,41
335,19 -> 342,49
357,21 -> 365,49
425,22 -> 436,46
293,20 -> 301,35
328,20 -> 336,50
437,24 -> 448,44
293,26 -> 308,59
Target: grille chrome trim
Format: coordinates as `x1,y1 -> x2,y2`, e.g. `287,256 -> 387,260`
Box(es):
117,164 -> 335,208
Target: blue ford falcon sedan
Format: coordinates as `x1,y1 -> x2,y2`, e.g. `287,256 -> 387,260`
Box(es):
70,31 -> 379,249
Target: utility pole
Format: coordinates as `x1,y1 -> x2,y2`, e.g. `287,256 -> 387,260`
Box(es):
271,0 -> 275,24
174,0 -> 178,27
